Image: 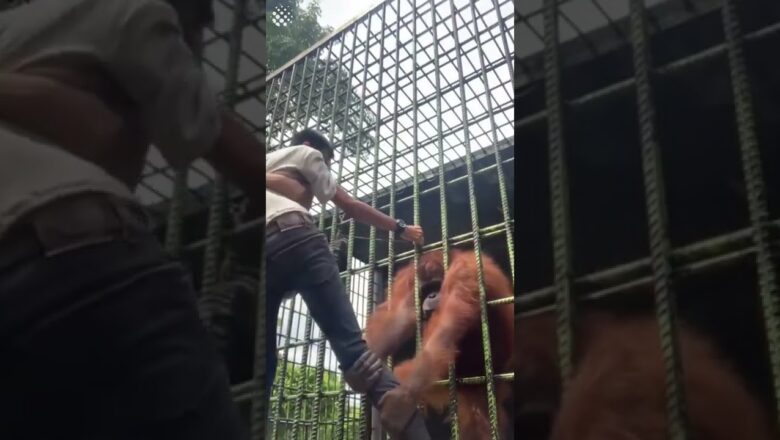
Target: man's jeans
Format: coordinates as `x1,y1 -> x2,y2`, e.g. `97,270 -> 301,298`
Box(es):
0,194 -> 248,440
265,216 -> 368,398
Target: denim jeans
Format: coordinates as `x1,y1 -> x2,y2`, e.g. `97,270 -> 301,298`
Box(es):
0,196 -> 247,440
265,222 -> 368,398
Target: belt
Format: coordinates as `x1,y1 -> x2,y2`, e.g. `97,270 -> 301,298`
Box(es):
0,192 -> 150,270
266,211 -> 314,237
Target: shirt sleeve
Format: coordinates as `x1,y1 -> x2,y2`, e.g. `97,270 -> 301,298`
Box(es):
298,147 -> 337,203
107,0 -> 221,169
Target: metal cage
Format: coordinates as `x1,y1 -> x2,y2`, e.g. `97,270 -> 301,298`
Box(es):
265,0 -> 514,439
138,0 -> 270,439
517,0 -> 780,438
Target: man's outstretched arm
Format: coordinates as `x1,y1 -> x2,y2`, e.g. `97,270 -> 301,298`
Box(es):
331,187 -> 424,245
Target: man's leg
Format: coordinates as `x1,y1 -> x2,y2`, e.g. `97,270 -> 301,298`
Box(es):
269,226 -> 429,438
0,199 -> 248,440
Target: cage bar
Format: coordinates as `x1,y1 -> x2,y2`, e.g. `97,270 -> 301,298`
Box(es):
265,0 -> 514,438
517,0 -> 780,437
721,0 -> 780,425
136,0 -> 269,438
628,0 -> 688,436
541,0 -> 576,384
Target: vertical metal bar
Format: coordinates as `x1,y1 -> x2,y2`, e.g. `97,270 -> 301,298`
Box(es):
164,41 -> 200,257
490,0 -> 514,79
329,25 -> 362,440
339,12 -> 375,439
288,53 -> 312,134
309,38 -> 343,440
324,31 -> 350,244
295,47 -> 321,132
364,3 -> 389,437
289,316 -> 314,440
628,0 -> 688,438
411,0 -> 424,358
288,46 -> 325,440
309,336 -> 328,440
271,296 -> 301,438
249,3 -> 267,438
202,0 -> 247,292
165,168 -> 188,256
313,41 -> 337,232
446,0 -> 500,437
251,213 -> 267,440
385,0 -> 404,372
290,48 -> 320,439
374,3 -> 406,438
277,63 -> 298,145
201,180 -> 226,292
722,0 -> 780,427
542,0 -> 575,386
467,0 -> 515,283
268,70 -> 288,149
427,1 -> 459,438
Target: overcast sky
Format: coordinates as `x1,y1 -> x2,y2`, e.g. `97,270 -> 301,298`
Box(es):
302,0 -> 381,30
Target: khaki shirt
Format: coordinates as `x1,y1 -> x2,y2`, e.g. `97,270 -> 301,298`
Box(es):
266,145 -> 337,224
0,0 -> 221,238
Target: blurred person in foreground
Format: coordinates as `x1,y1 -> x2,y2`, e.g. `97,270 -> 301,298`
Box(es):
0,0 -> 270,438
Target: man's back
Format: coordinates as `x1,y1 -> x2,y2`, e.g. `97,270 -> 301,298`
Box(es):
266,144 -> 336,222
0,0 -> 120,70
0,0 -> 220,238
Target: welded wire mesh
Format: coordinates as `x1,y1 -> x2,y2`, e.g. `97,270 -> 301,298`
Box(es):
264,0 -> 514,438
136,1 -> 270,439
517,0 -> 780,438
136,0 -> 266,218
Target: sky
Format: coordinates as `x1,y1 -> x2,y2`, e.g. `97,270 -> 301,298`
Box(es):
301,0 -> 380,30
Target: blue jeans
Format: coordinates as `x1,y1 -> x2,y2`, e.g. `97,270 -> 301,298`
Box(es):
265,220 -> 368,399
0,195 -> 247,440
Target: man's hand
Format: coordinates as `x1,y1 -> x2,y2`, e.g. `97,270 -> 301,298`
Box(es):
401,225 -> 424,245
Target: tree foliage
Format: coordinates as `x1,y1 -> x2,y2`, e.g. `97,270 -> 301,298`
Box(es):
270,362 -> 362,439
267,0 -> 331,72
267,0 -> 378,158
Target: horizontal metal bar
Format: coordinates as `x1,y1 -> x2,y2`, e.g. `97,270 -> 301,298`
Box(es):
178,158 -> 514,253
516,20 -> 780,133
232,372 -> 515,403
518,219 -> 780,315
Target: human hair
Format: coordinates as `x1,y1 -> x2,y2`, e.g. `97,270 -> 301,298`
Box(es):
290,128 -> 333,165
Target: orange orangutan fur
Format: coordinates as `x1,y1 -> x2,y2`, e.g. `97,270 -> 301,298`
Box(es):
365,249 -> 514,439
516,310 -> 775,440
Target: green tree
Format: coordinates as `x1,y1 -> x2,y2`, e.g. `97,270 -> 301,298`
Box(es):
270,362 -> 363,439
267,0 -> 331,72
267,0 -> 378,158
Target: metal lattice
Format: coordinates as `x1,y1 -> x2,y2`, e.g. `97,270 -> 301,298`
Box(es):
137,0 -> 267,219
265,0 -> 514,439
517,0 -> 780,438
141,1 -> 269,439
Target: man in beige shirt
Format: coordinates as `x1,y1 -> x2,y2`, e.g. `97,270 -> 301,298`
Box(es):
265,129 -> 431,439
0,0 -> 268,438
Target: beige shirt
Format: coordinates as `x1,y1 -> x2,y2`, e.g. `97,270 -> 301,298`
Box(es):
266,145 -> 337,224
0,0 -> 221,238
